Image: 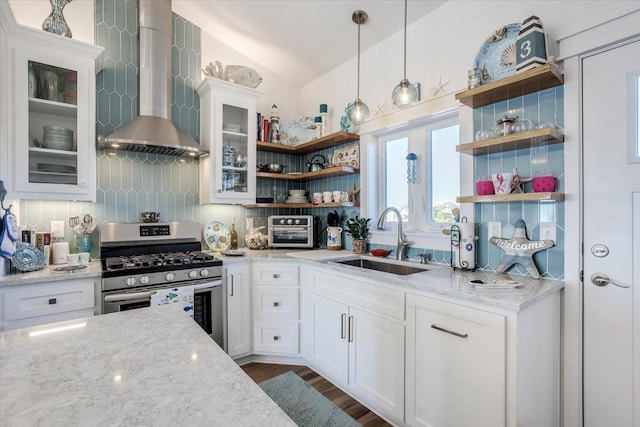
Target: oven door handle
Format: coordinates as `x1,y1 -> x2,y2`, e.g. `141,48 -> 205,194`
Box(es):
193,280 -> 222,291
104,291 -> 152,302
270,227 -> 309,232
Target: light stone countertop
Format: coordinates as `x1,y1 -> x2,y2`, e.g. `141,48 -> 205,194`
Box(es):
0,260 -> 102,287
0,304 -> 296,427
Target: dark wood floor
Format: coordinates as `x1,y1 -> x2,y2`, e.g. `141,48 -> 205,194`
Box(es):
241,362 -> 393,427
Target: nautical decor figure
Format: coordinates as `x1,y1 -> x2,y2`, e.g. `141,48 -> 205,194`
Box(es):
516,15 -> 548,73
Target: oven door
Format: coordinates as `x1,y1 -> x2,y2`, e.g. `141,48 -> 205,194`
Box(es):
269,226 -> 312,247
102,279 -> 224,348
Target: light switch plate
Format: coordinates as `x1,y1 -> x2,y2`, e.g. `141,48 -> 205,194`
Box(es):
50,221 -> 65,239
488,222 -> 501,242
539,222 -> 556,243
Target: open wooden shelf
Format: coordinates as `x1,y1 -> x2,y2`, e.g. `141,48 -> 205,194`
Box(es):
457,127 -> 564,155
257,131 -> 359,154
243,201 -> 360,209
257,166 -> 359,181
457,192 -> 564,203
455,64 -> 564,108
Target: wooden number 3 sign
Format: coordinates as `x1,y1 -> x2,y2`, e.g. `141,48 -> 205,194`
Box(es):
516,15 -> 548,73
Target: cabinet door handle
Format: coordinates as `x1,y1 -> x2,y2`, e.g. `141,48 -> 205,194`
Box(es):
273,335 -> 280,341
48,298 -> 57,305
348,315 -> 354,342
273,301 -> 280,307
272,273 -> 280,279
431,324 -> 468,339
230,275 -> 234,297
341,313 -> 347,339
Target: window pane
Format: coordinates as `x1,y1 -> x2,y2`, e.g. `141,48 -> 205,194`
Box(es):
385,137 -> 408,222
431,125 -> 460,223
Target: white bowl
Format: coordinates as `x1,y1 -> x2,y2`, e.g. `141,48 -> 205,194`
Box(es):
289,189 -> 306,197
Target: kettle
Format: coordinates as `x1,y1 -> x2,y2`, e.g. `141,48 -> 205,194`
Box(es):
306,154 -> 326,172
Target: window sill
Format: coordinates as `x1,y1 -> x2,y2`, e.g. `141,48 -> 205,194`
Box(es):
369,228 -> 451,251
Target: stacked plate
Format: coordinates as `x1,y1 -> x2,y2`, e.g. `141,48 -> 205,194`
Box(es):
285,196 -> 308,204
37,163 -> 76,174
43,125 -> 74,151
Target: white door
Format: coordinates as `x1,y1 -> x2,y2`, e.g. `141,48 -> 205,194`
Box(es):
225,264 -> 252,357
583,39 -> 640,427
308,293 -> 349,384
348,307 -> 405,420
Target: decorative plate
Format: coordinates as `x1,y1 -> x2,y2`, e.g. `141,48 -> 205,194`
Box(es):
221,250 -> 246,257
226,65 -> 263,89
11,242 -> 46,272
473,23 -> 521,84
279,118 -> 319,146
203,221 -> 231,251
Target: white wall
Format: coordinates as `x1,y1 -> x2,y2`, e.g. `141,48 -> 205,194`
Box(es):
300,0 -> 640,124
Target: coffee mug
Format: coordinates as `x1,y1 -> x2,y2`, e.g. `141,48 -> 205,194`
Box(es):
313,192 -> 323,204
79,252 -> 90,265
323,191 -> 333,203
333,191 -> 342,203
340,191 -> 349,202
492,172 -> 513,194
67,253 -> 79,266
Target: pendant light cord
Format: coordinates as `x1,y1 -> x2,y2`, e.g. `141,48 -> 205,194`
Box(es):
357,20 -> 361,99
402,0 -> 407,80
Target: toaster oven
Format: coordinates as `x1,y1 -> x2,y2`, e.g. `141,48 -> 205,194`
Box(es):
268,215 -> 314,248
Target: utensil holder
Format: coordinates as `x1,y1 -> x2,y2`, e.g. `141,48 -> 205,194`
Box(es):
75,235 -> 92,253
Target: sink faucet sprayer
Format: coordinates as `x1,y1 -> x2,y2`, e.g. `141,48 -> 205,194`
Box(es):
376,207 -> 410,261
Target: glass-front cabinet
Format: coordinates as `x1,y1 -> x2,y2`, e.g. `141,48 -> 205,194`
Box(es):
198,78 -> 261,205
0,4 -> 103,201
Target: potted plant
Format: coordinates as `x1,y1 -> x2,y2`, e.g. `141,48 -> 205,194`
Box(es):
344,216 -> 371,254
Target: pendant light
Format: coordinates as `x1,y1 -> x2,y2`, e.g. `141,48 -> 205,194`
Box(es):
346,10 -> 369,125
391,0 -> 418,109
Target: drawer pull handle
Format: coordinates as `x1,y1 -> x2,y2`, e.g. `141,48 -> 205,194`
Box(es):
431,324 -> 468,339
48,298 -> 57,305
273,302 -> 280,307
272,274 -> 280,279
273,335 -> 280,341
341,313 -> 347,339
348,316 -> 354,342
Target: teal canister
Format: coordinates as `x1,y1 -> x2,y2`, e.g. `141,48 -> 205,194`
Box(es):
75,235 -> 92,253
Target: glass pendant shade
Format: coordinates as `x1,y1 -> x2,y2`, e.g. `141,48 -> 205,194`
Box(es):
347,99 -> 369,125
392,78 -> 418,109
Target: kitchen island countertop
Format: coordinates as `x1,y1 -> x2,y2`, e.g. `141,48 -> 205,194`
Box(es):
0,305 -> 296,426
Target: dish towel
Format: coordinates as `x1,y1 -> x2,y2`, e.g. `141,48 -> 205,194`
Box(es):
150,286 -> 194,318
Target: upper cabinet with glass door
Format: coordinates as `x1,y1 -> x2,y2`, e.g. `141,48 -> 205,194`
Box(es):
0,2 -> 104,201
197,78 -> 261,204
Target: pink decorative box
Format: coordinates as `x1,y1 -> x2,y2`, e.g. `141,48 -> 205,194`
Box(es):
476,180 -> 495,195
532,176 -> 556,192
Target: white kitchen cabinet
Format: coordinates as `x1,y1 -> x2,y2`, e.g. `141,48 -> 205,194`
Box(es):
406,294 -> 506,427
0,278 -> 95,331
0,3 -> 103,201
225,263 -> 252,358
252,263 -> 300,355
197,78 -> 261,205
305,268 -> 406,421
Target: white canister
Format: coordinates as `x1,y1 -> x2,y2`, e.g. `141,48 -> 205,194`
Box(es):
51,242 -> 70,265
326,226 -> 342,250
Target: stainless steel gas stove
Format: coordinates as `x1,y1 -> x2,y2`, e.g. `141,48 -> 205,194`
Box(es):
99,222 -> 224,347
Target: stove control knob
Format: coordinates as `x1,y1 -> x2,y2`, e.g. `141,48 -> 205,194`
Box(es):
287,219 -> 293,225
139,276 -> 150,284
188,270 -> 198,279
294,219 -> 300,225
125,277 -> 136,287
165,273 -> 175,281
200,269 -> 209,277
279,219 -> 285,225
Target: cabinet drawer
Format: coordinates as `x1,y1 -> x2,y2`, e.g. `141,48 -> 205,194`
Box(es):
311,269 -> 405,320
3,279 -> 95,321
254,287 -> 299,320
253,263 -> 299,286
254,320 -> 299,354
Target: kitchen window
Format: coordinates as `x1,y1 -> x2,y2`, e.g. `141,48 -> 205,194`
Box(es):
367,111 -> 460,246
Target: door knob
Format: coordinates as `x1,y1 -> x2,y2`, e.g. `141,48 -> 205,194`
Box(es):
590,273 -> 630,288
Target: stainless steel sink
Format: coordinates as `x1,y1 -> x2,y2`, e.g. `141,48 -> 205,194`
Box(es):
335,258 -> 428,275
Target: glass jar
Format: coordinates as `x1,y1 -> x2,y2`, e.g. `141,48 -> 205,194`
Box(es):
468,68 -> 482,89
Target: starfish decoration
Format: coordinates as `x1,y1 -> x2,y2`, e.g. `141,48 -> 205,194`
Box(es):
374,101 -> 386,117
489,219 -> 554,279
432,76 -> 451,97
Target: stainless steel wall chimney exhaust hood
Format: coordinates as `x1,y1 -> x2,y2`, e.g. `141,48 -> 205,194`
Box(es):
99,0 -> 207,158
